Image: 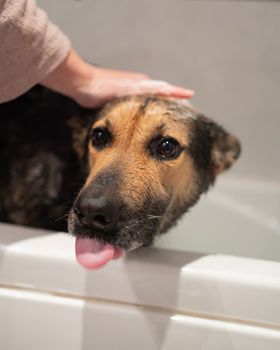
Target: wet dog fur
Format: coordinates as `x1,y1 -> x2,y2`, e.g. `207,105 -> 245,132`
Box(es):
0,86 -> 241,251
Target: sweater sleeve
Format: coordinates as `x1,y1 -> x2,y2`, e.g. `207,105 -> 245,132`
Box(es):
0,0 -> 71,102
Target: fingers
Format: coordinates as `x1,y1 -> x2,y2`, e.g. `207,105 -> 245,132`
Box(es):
159,84 -> 195,98
93,68 -> 193,99
128,80 -> 195,99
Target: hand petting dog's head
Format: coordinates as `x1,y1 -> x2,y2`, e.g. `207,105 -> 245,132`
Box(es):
68,96 -> 241,268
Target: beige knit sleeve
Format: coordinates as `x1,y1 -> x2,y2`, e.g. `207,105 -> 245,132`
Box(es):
0,0 -> 71,102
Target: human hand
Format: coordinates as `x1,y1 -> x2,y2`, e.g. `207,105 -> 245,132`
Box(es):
42,49 -> 194,108
74,67 -> 195,108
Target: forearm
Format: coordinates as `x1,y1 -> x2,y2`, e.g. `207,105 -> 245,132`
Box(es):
41,49 -> 94,104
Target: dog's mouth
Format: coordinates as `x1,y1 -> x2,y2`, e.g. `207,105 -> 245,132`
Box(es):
69,199 -> 165,269
75,237 -> 125,269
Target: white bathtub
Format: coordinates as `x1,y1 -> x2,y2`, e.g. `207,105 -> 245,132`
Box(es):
0,177 -> 279,349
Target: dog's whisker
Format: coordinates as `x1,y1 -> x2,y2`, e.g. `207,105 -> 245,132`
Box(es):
54,213 -> 69,223
147,215 -> 163,220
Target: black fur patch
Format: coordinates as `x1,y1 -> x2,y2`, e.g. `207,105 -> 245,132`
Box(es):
0,86 -> 90,230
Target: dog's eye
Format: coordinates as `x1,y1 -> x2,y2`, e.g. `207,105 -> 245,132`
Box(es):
150,137 -> 182,160
91,128 -> 111,149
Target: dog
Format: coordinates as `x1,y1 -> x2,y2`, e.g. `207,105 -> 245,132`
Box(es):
0,86 -> 241,268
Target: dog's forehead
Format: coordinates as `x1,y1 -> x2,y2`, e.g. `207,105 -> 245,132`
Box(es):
98,96 -> 196,124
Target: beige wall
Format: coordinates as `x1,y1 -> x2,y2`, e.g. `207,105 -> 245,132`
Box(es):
38,0 -> 280,183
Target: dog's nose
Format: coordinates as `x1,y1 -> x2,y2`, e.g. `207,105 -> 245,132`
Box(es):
74,195 -> 119,231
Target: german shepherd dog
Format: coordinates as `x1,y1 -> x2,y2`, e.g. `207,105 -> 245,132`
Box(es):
0,86 -> 240,268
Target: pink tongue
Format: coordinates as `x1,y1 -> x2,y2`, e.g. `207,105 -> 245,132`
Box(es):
75,237 -> 124,269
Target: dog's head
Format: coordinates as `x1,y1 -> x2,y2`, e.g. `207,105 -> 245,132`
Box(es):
68,96 -> 241,268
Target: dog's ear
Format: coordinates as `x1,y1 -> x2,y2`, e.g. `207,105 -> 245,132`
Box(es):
210,122 -> 241,175
192,114 -> 241,177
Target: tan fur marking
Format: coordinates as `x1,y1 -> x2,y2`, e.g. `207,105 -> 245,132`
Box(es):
84,96 -> 196,209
